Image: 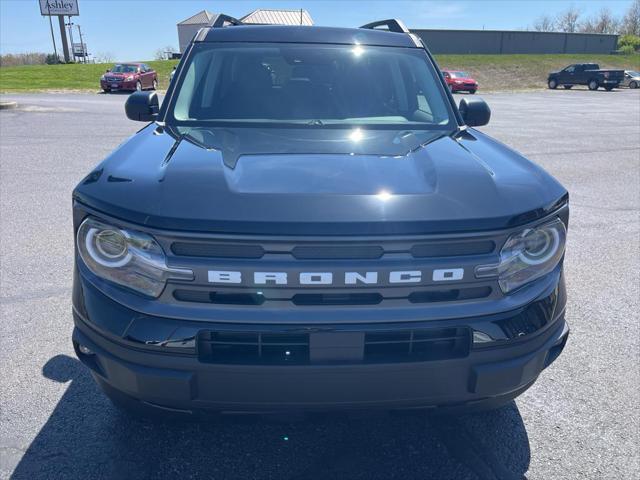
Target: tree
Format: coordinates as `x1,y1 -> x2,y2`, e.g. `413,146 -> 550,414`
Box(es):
556,6 -> 581,33
94,52 -> 114,63
580,7 -> 619,34
533,14 -> 555,32
621,0 -> 640,35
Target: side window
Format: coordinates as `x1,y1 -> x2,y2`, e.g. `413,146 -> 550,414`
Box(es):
565,66 -> 575,73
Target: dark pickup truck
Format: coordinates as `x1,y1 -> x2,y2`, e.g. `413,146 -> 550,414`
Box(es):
548,63 -> 624,91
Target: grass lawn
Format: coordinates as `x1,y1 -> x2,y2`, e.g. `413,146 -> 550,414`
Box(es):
0,54 -> 639,93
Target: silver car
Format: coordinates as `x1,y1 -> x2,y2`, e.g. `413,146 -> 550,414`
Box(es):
622,70 -> 640,89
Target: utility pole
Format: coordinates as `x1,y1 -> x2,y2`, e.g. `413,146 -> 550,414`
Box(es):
66,18 -> 75,62
45,1 -> 59,63
58,15 -> 70,62
77,24 -> 86,64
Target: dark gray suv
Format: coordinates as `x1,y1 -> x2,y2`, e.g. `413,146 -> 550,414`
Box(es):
72,16 -> 569,415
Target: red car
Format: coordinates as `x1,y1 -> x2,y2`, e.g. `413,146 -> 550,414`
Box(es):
100,63 -> 157,93
442,70 -> 478,94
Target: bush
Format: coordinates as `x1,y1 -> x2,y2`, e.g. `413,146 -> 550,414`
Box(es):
45,54 -> 61,65
619,45 -> 637,55
618,34 -> 640,51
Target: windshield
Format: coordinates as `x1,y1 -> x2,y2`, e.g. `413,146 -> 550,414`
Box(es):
168,43 -> 454,129
112,64 -> 137,73
451,71 -> 469,78
628,71 -> 640,77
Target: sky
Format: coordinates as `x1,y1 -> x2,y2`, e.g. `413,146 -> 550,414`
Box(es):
0,0 -> 635,61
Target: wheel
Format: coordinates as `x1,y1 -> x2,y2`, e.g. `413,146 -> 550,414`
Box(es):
548,79 -> 558,89
448,84 -> 454,93
152,79 -> 158,90
469,89 -> 476,94
135,81 -> 142,92
630,81 -> 638,89
102,88 -> 110,93
604,85 -> 614,91
563,85 -> 572,89
588,80 -> 599,91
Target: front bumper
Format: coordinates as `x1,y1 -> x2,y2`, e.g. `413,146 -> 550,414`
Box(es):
72,268 -> 569,412
100,80 -> 136,91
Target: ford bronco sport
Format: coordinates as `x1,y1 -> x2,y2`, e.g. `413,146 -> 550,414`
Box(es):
72,16 -> 569,415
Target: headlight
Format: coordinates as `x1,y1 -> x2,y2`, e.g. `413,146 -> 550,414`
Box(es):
77,217 -> 193,297
125,75 -> 134,81
100,75 -> 106,81
476,218 -> 566,293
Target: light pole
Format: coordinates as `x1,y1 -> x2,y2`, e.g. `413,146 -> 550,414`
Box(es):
66,18 -> 75,62
76,24 -> 86,64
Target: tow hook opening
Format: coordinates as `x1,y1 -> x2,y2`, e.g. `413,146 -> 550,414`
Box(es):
544,331 -> 569,368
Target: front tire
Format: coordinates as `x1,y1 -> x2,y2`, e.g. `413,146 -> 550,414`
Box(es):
588,80 -> 599,91
152,79 -> 158,90
548,79 -> 558,89
563,85 -> 572,89
102,88 -> 110,93
469,89 -> 476,94
604,85 -> 614,91
630,81 -> 638,89
135,81 -> 142,92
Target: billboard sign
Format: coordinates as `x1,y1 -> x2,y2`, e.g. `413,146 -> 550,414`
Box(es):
39,0 -> 79,16
72,43 -> 87,56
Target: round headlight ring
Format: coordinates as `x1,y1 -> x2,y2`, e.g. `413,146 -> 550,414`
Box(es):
85,227 -> 132,268
518,227 -> 559,266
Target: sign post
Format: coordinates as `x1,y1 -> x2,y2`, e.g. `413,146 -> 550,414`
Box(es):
39,1 -> 80,63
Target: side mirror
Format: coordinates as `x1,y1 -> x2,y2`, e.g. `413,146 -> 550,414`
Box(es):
459,97 -> 491,127
125,91 -> 159,122
105,69 -> 110,73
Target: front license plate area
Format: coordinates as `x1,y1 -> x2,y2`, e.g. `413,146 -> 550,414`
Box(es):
309,332 -> 364,363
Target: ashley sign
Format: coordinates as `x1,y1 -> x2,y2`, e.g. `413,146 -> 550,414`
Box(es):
39,0 -> 79,16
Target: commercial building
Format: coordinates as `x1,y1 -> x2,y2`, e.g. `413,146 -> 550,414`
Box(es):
177,9 -> 313,53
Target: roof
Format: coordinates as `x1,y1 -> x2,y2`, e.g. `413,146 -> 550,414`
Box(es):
178,10 -> 214,26
241,9 -> 313,26
201,25 -> 417,48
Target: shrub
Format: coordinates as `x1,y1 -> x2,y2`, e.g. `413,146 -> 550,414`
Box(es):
618,34 -> 640,51
619,45 -> 636,55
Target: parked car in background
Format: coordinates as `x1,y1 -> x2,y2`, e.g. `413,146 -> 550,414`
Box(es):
547,64 -> 624,91
442,70 -> 478,94
100,63 -> 158,93
621,70 -> 640,89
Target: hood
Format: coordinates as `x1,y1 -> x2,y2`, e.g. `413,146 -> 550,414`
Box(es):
74,125 -> 567,235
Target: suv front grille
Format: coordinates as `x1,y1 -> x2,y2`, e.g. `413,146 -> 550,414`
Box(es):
158,232 -> 504,307
197,327 -> 471,365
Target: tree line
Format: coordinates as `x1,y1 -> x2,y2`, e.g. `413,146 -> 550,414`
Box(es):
533,0 -> 640,36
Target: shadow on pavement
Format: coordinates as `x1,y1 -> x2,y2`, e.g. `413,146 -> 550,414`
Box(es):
10,355 -> 531,480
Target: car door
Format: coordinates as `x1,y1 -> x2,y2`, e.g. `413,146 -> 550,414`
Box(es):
558,65 -> 575,84
138,65 -> 150,88
145,64 -> 156,87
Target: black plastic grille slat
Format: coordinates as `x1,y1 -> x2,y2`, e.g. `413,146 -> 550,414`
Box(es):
292,245 -> 384,259
174,288 -> 490,306
410,241 -> 495,258
170,240 -> 495,260
292,293 -> 383,306
197,327 -> 470,365
408,287 -> 491,304
171,242 -> 264,258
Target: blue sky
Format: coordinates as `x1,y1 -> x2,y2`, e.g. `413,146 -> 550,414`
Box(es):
0,0 -> 634,60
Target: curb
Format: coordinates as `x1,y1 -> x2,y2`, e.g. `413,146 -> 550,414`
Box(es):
0,101 -> 18,110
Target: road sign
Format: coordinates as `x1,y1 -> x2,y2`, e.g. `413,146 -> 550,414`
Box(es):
39,0 -> 79,16
72,43 -> 87,56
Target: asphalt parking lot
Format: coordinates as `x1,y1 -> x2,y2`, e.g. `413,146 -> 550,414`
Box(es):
0,88 -> 638,480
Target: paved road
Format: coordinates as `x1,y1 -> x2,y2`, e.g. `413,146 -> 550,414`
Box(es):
1,89 -> 639,480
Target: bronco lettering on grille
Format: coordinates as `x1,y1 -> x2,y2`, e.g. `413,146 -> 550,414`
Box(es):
207,269 -> 464,285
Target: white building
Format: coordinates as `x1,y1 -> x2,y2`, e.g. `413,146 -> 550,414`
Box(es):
177,9 -> 313,53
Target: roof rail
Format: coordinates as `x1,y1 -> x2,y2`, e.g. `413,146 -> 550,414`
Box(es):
360,19 -> 409,34
209,14 -> 243,28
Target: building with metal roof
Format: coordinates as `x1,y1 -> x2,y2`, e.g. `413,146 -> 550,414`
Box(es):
177,9 -> 313,53
177,10 -> 214,53
240,9 -> 313,26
